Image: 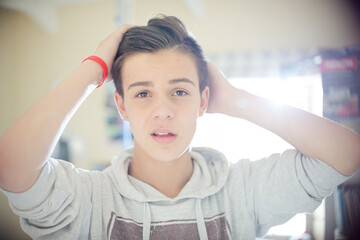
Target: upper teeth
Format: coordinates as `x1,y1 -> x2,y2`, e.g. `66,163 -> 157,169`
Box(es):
156,132 -> 169,136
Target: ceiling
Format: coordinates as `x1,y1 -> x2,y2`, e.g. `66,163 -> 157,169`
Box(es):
0,0 -> 104,33
0,0 -> 205,34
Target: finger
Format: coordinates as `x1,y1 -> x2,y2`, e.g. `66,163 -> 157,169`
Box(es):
111,24 -> 137,41
99,24 -> 136,50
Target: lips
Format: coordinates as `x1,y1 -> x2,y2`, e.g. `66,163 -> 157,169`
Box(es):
152,132 -> 175,136
151,129 -> 177,144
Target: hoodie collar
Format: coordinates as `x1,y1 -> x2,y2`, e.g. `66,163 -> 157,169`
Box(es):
107,147 -> 229,240
107,147 -> 230,202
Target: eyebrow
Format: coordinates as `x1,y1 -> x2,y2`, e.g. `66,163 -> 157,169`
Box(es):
169,78 -> 196,86
127,78 -> 196,90
127,81 -> 153,90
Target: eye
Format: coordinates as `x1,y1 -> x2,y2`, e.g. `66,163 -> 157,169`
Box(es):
136,92 -> 149,98
173,90 -> 188,96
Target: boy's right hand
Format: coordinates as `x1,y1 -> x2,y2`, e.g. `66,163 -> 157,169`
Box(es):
92,24 -> 135,83
0,25 -> 135,193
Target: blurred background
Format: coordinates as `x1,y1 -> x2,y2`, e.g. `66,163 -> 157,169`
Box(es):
0,0 -> 359,239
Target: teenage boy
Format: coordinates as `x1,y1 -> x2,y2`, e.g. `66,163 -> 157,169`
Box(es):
0,16 -> 359,240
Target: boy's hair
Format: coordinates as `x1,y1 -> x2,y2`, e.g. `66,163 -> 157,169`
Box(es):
111,15 -> 208,97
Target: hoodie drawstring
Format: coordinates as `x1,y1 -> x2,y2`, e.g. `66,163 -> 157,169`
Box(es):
196,198 -> 208,240
142,200 -> 208,240
143,202 -> 151,240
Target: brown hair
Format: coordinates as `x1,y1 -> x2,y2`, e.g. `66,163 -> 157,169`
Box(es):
111,15 -> 208,97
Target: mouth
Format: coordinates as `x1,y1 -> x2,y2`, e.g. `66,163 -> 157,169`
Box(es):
151,129 -> 177,144
151,132 -> 176,137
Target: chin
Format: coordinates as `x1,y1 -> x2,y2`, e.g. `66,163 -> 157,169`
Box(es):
149,145 -> 191,162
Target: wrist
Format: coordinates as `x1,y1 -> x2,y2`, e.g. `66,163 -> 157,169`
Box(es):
80,60 -> 104,86
82,56 -> 108,88
222,88 -> 252,117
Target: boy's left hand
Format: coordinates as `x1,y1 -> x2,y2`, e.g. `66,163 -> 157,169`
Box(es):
206,61 -> 237,114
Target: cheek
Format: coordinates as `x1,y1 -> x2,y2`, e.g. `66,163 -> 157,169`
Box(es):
125,107 -> 146,131
181,104 -> 200,125
186,100 -> 201,116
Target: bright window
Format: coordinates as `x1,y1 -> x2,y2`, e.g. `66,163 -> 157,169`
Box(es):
192,74 -> 323,237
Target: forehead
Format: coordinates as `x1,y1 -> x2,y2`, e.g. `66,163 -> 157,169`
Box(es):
121,49 -> 199,88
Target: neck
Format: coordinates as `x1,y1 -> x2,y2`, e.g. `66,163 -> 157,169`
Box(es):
129,145 -> 193,198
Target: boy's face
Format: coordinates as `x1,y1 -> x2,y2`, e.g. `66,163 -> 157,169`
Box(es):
114,49 -> 209,162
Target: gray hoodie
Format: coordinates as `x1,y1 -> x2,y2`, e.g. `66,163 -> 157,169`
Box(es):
1,147 -> 348,239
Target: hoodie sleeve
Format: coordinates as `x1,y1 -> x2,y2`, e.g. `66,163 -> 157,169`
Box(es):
240,149 -> 349,237
0,158 -> 93,240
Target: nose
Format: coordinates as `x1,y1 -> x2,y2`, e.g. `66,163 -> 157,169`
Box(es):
151,97 -> 174,120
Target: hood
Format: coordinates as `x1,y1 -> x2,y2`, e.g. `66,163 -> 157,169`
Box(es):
105,147 -> 229,240
106,147 -> 230,203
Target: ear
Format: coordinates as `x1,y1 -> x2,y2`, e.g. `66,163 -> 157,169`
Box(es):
199,86 -> 209,117
114,91 -> 129,121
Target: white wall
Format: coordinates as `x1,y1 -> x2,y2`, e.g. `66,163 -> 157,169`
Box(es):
134,0 -> 360,53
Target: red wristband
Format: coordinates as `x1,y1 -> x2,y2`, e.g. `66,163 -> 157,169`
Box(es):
82,56 -> 108,88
